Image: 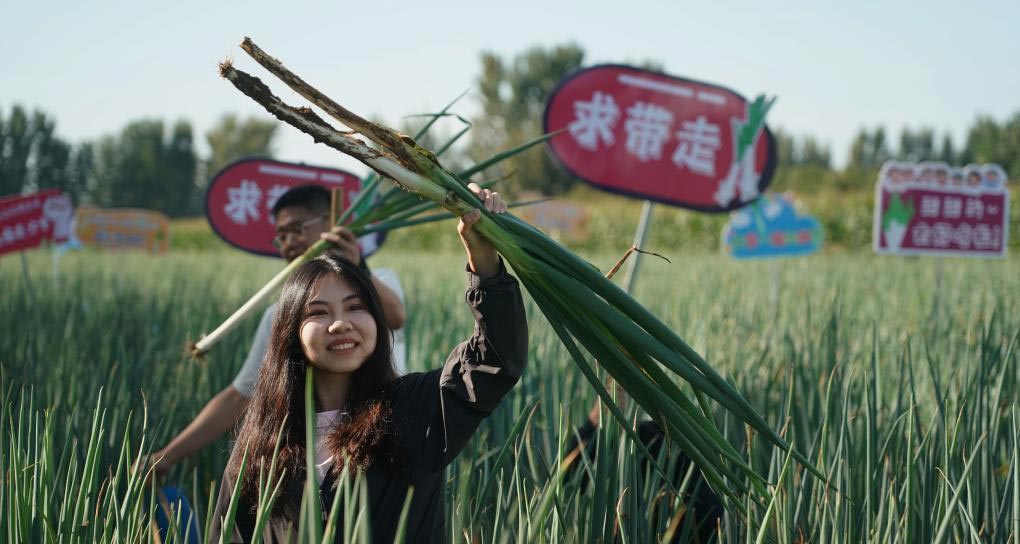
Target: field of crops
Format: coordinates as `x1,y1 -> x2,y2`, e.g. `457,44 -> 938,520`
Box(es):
3,247 -> 1019,542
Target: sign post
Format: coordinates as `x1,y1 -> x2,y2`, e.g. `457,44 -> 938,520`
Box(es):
0,189 -> 74,304
0,189 -> 74,256
721,191 -> 823,306
543,65 -> 776,291
873,161 -> 1009,333
722,192 -> 823,260
873,161 -> 1009,258
623,201 -> 654,294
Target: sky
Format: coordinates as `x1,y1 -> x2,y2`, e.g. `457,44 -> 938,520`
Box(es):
3,0 -> 1018,176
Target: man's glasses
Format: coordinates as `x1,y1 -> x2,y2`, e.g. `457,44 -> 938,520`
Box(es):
272,216 -> 328,249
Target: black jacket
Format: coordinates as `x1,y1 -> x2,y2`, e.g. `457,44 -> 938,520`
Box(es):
209,265 -> 528,543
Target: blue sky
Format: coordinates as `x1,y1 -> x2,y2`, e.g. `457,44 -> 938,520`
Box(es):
3,0 -> 1018,175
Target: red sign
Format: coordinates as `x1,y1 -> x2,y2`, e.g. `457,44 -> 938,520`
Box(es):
206,158 -> 384,258
544,65 -> 776,212
873,161 -> 1009,257
0,189 -> 73,256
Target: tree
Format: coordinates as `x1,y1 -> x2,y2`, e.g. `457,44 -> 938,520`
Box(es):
871,127 -> 892,166
937,133 -> 956,164
799,136 -> 832,168
469,43 -> 586,195
0,105 -> 90,201
0,106 -> 32,195
91,119 -> 198,216
962,114 -> 1020,179
772,128 -> 796,167
772,128 -> 830,169
205,114 -> 278,178
848,127 -> 892,169
63,143 -> 94,205
897,126 -> 935,162
1003,113 -> 1020,179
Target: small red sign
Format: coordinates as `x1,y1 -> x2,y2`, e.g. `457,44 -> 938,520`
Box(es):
206,158 -> 384,258
873,162 -> 1009,257
544,65 -> 776,212
0,189 -> 73,256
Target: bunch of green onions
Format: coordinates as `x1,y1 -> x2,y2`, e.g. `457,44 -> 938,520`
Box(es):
206,37 -> 823,501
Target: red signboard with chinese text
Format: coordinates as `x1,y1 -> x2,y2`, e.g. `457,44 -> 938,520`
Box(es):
873,161 -> 1009,257
206,158 -> 384,258
0,189 -> 74,256
544,65 -> 776,212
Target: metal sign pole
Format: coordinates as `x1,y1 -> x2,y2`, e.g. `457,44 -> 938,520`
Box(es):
623,201 -> 654,295
769,260 -> 780,308
20,252 -> 37,307
933,256 -> 945,330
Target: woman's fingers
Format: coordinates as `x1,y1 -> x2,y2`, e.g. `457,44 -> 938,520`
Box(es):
461,183 -> 501,277
461,209 -> 481,227
468,182 -> 507,214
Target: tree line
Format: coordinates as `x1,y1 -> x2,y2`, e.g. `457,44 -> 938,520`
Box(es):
0,108 -> 277,216
3,43 -> 1018,217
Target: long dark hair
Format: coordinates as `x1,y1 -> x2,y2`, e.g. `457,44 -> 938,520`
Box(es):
227,251 -> 398,509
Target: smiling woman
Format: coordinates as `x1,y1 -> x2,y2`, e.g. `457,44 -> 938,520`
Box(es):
300,274 -> 381,387
209,185 -> 527,543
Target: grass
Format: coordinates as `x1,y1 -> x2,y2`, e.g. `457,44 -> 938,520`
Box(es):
2,247 -> 1019,542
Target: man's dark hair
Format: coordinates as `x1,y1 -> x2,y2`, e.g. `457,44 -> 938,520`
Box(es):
271,184 -> 331,218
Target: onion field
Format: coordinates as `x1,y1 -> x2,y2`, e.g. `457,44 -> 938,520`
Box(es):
2,249 -> 1019,542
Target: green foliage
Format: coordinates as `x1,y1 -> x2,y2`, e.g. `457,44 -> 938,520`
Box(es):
3,250 -> 1020,542
169,218 -> 232,251
897,126 -> 936,162
849,126 -> 893,169
964,113 -> 1020,178
0,106 -> 281,217
0,104 -> 92,203
204,113 -> 279,179
91,118 -> 199,216
771,128 -> 832,169
469,43 -> 586,195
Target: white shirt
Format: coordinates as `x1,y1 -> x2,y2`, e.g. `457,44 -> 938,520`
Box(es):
314,409 -> 344,484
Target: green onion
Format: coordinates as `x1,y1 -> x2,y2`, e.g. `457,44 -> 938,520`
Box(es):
218,37 -> 824,499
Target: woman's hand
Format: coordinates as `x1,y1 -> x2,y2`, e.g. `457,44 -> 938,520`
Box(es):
459,183 -> 507,279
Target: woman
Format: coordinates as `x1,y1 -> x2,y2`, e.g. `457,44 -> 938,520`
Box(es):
209,185 -> 526,543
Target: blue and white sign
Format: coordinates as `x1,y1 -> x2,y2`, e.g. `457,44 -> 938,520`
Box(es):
723,192 -> 822,259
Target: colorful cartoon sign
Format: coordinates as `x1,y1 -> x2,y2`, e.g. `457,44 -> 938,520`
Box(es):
543,64 -> 777,212
516,192 -> 590,240
0,189 -> 74,256
723,192 -> 822,258
873,161 -> 1008,257
206,158 -> 384,258
75,207 -> 171,253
